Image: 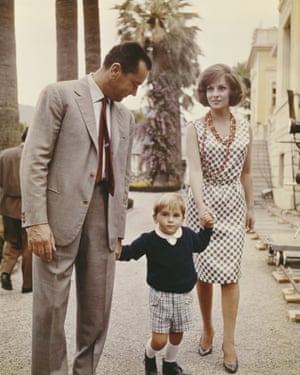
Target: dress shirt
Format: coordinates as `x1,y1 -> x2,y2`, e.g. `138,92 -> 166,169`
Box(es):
88,73 -> 111,179
155,226 -> 183,245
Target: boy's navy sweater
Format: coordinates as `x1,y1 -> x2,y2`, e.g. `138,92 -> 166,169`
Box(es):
120,226 -> 212,293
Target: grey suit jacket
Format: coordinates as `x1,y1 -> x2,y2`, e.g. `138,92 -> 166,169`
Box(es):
20,76 -> 135,250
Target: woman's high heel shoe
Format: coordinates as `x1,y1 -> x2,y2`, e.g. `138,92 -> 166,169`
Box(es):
222,344 -> 238,373
198,336 -> 213,356
223,360 -> 238,374
198,344 -> 212,356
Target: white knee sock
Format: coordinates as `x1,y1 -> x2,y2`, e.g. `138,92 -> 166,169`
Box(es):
165,342 -> 180,362
145,338 -> 158,359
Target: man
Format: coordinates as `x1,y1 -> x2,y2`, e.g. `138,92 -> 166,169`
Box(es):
20,42 -> 152,375
0,127 -> 32,293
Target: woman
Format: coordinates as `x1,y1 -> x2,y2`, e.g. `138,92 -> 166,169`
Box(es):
185,64 -> 254,374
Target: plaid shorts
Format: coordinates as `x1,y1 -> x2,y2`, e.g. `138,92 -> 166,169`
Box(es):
149,288 -> 193,334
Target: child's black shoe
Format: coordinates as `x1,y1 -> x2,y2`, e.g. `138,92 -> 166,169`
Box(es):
144,353 -> 158,375
162,358 -> 189,375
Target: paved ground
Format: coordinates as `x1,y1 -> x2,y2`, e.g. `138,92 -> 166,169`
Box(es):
0,192 -> 300,375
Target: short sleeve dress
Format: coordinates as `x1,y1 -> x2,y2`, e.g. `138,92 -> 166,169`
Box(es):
185,115 -> 250,284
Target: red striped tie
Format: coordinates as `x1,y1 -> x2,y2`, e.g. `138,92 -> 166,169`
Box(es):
95,97 -> 115,195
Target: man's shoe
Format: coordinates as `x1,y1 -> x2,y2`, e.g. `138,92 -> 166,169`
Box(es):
162,358 -> 189,375
144,353 -> 158,375
22,287 -> 33,293
1,273 -> 12,291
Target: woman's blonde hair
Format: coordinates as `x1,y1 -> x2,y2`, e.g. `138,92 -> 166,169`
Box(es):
197,63 -> 244,107
153,193 -> 186,216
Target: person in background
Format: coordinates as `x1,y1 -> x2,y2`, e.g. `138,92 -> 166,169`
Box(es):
0,127 -> 32,293
117,193 -> 214,375
20,42 -> 152,375
185,64 -> 254,374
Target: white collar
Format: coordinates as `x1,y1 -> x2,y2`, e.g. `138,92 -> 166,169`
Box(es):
155,226 -> 183,246
88,73 -> 111,104
88,73 -> 103,102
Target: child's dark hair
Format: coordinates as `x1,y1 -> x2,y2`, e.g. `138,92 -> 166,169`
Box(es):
197,64 -> 244,107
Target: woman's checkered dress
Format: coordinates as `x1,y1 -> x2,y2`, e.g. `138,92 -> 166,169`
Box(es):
186,117 -> 249,284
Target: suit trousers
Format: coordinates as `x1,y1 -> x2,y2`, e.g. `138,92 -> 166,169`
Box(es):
0,216 -> 32,289
31,184 -> 116,375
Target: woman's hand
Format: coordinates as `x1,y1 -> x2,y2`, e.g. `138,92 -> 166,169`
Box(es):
199,206 -> 215,228
201,212 -> 215,228
245,208 -> 255,233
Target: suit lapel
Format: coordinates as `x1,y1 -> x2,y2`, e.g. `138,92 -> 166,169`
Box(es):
74,77 -> 98,151
73,78 -> 129,159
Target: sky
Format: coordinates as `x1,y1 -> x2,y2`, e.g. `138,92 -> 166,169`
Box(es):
15,0 -> 279,111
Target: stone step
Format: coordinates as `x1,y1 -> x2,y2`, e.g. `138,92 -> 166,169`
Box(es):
251,139 -> 272,204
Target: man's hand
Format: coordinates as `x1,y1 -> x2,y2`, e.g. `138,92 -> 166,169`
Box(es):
26,224 -> 56,262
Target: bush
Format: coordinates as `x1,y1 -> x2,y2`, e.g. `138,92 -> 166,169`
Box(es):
129,180 -> 181,192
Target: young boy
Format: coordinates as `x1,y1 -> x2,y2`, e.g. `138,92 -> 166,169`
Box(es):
117,193 -> 214,375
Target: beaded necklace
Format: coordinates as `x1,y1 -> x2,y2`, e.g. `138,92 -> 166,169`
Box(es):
201,111 -> 236,178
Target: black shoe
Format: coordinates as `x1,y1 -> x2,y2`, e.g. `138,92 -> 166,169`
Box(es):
22,287 -> 33,293
162,358 -> 189,375
223,360 -> 238,374
144,353 -> 157,375
1,273 -> 12,291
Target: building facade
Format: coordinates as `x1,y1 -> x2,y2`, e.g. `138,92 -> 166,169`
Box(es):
248,0 -> 300,210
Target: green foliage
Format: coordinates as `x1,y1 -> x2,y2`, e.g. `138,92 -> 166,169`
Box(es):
130,181 -> 181,192
132,110 -> 146,124
113,0 -> 202,186
233,61 -> 251,110
114,0 -> 202,100
136,73 -> 181,184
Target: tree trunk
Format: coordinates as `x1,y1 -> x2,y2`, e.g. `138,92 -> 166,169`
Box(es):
56,0 -> 78,81
174,99 -> 182,181
151,58 -> 183,187
83,0 -> 101,73
0,0 -> 20,150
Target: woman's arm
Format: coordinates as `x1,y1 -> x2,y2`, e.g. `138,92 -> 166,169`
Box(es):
186,122 -> 214,227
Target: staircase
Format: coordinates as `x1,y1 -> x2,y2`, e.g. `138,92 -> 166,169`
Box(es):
251,139 -> 273,206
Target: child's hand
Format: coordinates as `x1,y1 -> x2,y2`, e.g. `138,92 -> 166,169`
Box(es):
200,212 -> 215,228
115,239 -> 122,260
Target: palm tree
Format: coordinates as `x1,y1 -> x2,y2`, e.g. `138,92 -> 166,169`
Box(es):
56,0 -> 78,81
114,0 -> 201,186
233,61 -> 251,112
0,0 -> 20,150
83,0 -> 101,73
